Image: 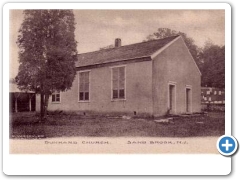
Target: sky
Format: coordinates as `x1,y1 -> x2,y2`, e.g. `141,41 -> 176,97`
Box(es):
10,9 -> 225,79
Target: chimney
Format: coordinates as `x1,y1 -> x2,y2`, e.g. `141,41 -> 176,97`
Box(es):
115,38 -> 121,47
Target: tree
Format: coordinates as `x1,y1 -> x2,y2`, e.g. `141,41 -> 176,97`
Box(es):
16,10 -> 78,121
198,41 -> 225,88
99,44 -> 114,50
145,28 -> 200,67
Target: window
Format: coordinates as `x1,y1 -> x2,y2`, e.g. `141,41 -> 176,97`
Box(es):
112,66 -> 125,99
79,71 -> 90,101
52,92 -> 60,103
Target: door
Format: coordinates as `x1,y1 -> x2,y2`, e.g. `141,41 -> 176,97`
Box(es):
168,84 -> 176,114
186,88 -> 191,113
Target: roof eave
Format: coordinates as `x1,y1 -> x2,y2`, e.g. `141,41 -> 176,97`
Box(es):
150,36 -> 181,59
76,56 -> 152,70
179,36 -> 202,76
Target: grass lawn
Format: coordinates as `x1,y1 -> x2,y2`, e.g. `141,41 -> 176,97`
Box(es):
10,112 -> 225,138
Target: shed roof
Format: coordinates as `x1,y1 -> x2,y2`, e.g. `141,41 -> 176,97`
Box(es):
76,35 -> 179,67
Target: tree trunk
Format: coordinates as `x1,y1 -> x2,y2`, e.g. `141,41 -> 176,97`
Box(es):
40,92 -> 45,121
15,97 -> 18,113
44,93 -> 50,116
29,96 -> 31,112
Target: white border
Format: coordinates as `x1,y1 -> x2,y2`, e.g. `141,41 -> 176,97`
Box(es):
3,3 -> 232,176
2,2 -> 231,10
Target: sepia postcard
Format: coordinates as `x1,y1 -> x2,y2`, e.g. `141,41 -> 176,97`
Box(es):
3,2 -> 231,175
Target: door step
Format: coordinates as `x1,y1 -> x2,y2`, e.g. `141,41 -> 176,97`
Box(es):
154,118 -> 174,124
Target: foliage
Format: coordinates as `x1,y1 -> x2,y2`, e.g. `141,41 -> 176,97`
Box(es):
198,41 -> 225,88
99,44 -> 114,50
16,10 -> 78,119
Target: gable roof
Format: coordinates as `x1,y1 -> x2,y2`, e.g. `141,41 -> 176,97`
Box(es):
76,35 -> 180,68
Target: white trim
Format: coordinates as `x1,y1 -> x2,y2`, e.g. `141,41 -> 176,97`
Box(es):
78,70 -> 91,103
178,36 -> 202,76
78,69 -> 91,73
169,81 -> 177,85
150,36 -> 181,59
110,64 -> 127,69
77,55 -> 151,68
185,85 -> 192,113
110,65 -> 126,101
167,81 -> 177,114
51,91 -> 61,104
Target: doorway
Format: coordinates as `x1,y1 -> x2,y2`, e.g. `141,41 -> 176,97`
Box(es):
186,87 -> 192,113
168,83 -> 176,114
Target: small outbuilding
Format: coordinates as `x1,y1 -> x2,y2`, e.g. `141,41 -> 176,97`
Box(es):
10,82 -> 36,112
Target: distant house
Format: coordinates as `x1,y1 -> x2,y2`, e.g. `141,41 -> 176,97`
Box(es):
201,87 -> 225,104
36,35 -> 201,116
9,82 -> 36,112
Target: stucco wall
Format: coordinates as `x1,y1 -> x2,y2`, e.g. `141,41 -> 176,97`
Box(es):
152,37 -> 201,116
36,60 -> 153,115
36,37 -> 201,117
